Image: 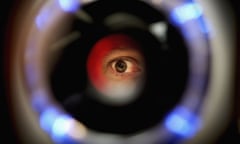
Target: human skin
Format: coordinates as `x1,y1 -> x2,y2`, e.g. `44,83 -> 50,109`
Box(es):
87,34 -> 145,105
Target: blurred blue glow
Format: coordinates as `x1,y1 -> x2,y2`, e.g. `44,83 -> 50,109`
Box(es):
40,107 -> 60,133
40,107 -> 74,143
31,90 -> 49,113
198,16 -> 210,34
26,64 -> 36,88
58,0 -> 80,13
52,115 -> 72,139
170,2 -> 202,24
35,8 -> 51,30
165,106 -> 201,138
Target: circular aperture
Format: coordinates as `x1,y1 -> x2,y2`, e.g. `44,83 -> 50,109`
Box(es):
21,0 -> 211,143
49,0 -> 189,134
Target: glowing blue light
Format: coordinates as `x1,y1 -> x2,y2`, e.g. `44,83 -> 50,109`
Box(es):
35,8 -> 51,30
31,90 -> 49,113
58,0 -> 80,13
52,115 -> 72,139
40,107 -> 60,133
198,16 -> 210,34
40,107 -> 75,143
164,107 -> 201,138
170,2 -> 202,24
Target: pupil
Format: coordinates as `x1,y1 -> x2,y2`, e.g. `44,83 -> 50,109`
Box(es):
115,60 -> 127,73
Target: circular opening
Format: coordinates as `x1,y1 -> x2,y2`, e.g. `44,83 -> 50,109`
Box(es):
23,0 -> 210,143
48,0 -> 189,134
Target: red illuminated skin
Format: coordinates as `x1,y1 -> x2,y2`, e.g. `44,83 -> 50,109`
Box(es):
87,34 -> 145,105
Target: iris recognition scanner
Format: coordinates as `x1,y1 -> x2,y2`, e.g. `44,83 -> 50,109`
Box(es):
3,0 -> 239,144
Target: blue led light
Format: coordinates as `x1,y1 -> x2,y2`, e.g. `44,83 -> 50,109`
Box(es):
40,107 -> 60,133
35,0 -> 80,29
35,8 -> 51,30
58,0 -> 80,13
164,107 -> 201,138
40,107 -> 75,143
170,2 -> 202,24
31,90 -> 49,113
198,16 -> 210,34
52,115 -> 72,138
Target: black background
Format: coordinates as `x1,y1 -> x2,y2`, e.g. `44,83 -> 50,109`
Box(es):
0,0 -> 239,143
0,1 -> 17,143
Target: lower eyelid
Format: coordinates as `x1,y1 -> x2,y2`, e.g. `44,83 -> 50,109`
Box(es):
111,66 -> 142,78
112,72 -> 137,79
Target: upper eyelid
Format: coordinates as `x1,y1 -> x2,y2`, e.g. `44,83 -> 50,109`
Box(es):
107,56 -> 140,67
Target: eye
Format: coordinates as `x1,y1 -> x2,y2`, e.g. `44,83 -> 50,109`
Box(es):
113,59 -> 128,73
106,56 -> 143,79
